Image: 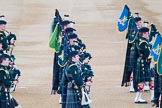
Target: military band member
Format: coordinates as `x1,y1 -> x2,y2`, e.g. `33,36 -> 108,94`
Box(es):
129,16 -> 143,92
121,15 -> 143,89
0,54 -> 11,108
0,16 -> 8,52
51,20 -> 71,94
61,51 -> 91,108
0,54 -> 21,108
134,27 -> 154,103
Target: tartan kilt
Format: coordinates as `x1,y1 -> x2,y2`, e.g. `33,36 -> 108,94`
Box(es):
134,57 -> 151,91
65,83 -> 81,108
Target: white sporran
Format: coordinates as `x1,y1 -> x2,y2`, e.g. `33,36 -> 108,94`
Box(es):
81,87 -> 92,105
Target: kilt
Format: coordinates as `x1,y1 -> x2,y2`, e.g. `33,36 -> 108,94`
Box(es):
65,82 -> 81,108
134,56 -> 151,91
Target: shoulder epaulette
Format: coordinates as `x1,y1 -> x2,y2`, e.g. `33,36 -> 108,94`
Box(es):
139,40 -> 148,46
0,68 -> 5,71
68,64 -> 77,68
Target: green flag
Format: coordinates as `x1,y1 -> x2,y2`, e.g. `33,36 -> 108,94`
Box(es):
49,23 -> 61,53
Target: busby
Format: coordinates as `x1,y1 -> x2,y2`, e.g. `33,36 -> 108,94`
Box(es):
68,33 -> 78,39
134,17 -> 142,22
0,15 -> 7,25
139,27 -> 149,33
68,51 -> 79,59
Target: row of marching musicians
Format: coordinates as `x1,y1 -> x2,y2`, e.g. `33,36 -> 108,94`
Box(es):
119,5 -> 162,108
0,15 -> 21,108
49,10 -> 94,108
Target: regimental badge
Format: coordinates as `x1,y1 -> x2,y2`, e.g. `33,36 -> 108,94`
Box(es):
118,16 -> 128,26
153,44 -> 161,56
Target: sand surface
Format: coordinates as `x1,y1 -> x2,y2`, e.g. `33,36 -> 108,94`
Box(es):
1,0 -> 162,108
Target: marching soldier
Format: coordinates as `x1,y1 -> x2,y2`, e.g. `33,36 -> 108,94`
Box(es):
61,51 -> 91,108
0,15 -> 17,55
0,15 -> 8,52
51,20 -> 71,94
121,14 -> 143,88
0,54 -> 20,108
129,16 -> 143,92
134,27 -> 154,103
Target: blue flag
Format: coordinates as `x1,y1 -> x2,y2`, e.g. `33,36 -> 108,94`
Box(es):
117,5 -> 130,32
149,33 -> 162,64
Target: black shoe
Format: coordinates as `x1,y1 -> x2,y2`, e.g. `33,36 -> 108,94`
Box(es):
135,101 -> 148,104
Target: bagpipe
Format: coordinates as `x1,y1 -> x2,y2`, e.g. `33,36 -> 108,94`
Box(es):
3,30 -> 17,54
4,30 -> 21,92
